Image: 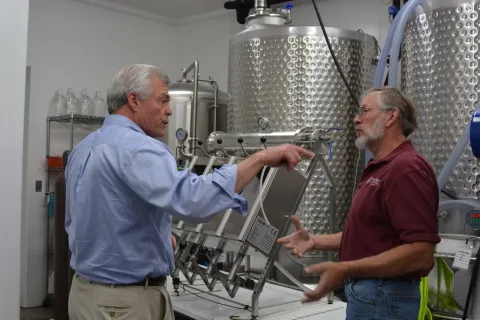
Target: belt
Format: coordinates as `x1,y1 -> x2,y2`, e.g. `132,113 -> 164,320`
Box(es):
76,274 -> 167,287
127,276 -> 167,287
345,277 -> 420,286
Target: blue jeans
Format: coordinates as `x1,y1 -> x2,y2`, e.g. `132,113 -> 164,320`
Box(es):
345,278 -> 420,320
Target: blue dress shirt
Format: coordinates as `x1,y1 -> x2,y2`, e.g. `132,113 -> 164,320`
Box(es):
65,114 -> 248,284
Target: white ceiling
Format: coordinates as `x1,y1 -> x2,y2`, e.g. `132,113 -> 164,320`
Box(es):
74,0 -> 317,25
98,0 -> 227,19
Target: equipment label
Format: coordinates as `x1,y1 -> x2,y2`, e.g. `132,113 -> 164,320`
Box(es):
246,216 -> 279,255
453,247 -> 473,270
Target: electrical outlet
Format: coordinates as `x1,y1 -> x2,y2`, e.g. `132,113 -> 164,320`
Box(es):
35,180 -> 42,192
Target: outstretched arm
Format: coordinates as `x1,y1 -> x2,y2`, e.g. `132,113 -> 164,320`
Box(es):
122,141 -> 314,223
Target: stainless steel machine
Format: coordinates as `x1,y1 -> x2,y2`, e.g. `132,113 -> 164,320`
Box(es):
168,1 -> 377,319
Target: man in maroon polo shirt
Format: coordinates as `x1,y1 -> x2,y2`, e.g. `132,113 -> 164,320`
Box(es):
278,86 -> 440,319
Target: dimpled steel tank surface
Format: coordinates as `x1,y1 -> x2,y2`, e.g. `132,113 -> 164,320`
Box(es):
401,1 -> 480,199
227,25 -> 377,236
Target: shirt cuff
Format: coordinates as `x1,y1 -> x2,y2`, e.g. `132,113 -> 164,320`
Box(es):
401,232 -> 441,245
212,164 -> 249,216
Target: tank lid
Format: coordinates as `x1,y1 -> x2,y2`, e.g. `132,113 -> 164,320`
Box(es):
168,80 -> 227,103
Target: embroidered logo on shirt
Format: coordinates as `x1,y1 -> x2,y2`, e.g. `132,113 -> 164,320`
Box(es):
366,177 -> 381,186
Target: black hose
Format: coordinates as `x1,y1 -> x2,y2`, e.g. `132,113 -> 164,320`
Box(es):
441,189 -> 458,200
311,0 -> 360,107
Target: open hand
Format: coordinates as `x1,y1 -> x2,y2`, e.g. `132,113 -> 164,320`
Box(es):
303,262 -> 347,303
277,216 -> 315,258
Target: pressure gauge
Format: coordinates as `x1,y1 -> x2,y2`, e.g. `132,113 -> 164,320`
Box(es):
176,128 -> 188,143
466,210 -> 480,230
257,117 -> 269,130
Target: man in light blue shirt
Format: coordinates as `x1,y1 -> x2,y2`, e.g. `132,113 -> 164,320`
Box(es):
66,64 -> 313,320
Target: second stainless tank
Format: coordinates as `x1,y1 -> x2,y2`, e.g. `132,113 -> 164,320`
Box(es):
227,23 -> 378,236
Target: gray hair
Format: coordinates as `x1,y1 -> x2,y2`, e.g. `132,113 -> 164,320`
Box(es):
362,86 -> 418,136
106,64 -> 170,114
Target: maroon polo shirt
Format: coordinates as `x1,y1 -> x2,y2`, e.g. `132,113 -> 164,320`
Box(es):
339,140 -> 441,280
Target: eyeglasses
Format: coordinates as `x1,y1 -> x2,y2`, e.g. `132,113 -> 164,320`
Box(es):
356,106 -> 395,118
356,107 -> 370,117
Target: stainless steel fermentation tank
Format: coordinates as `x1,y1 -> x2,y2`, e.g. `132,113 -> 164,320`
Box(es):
163,70 -> 228,162
401,1 -> 480,229
227,23 -> 378,238
401,1 -> 480,318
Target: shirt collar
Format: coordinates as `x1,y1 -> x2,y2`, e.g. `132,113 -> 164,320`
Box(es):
367,139 -> 414,166
103,114 -> 146,135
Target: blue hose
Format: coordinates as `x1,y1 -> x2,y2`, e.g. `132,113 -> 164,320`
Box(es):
367,0 -> 426,164
373,11 -> 400,88
387,0 -> 427,87
368,4 -> 409,163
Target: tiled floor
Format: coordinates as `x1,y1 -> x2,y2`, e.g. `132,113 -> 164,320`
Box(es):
20,307 -> 54,320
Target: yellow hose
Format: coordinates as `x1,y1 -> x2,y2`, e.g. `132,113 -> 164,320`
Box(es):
434,256 -> 460,310
418,256 -> 461,320
418,276 -> 432,320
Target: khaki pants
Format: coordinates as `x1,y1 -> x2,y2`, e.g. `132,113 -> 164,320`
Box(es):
69,274 -> 175,320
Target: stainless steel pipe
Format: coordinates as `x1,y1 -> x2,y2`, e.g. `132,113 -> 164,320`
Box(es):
181,61 -> 199,156
205,128 -> 330,154
255,0 -> 267,8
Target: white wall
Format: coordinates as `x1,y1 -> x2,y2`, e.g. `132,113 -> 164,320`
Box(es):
178,0 -> 391,92
1,0 -> 30,318
23,0 -> 178,307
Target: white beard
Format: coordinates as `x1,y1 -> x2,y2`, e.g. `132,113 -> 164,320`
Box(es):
355,116 -> 386,150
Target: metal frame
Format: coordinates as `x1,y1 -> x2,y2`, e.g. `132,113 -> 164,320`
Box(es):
171,127 -> 339,319
44,113 -> 104,303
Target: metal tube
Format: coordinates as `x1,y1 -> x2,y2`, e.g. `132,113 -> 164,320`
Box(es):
212,80 -> 218,132
182,60 -> 198,80
237,168 -> 278,240
206,128 -> 327,154
214,158 -> 238,236
431,313 -> 467,320
70,115 -> 74,150
181,61 -> 199,156
178,146 -> 194,159
255,0 -> 267,8
45,118 -> 51,302
439,233 -> 480,242
206,240 -> 226,275
317,154 -> 337,303
176,156 -> 199,230
252,294 -> 260,318
46,118 -> 51,157
435,253 -> 477,261
227,244 -> 248,283
193,155 -> 218,233
191,64 -> 199,155
199,78 -> 218,133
